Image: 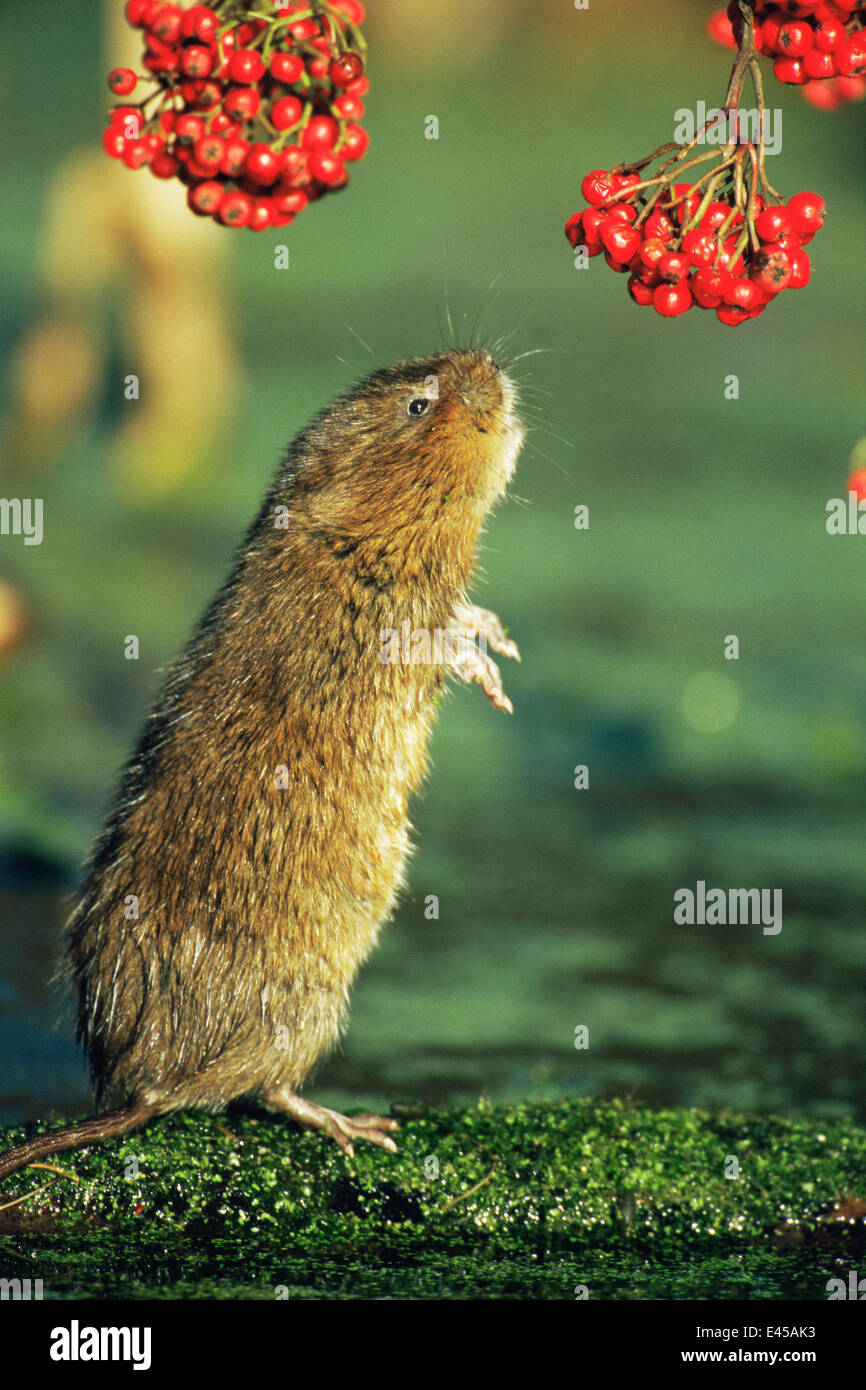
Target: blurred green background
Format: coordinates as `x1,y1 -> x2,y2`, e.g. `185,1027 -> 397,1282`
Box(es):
0,0 -> 863,1130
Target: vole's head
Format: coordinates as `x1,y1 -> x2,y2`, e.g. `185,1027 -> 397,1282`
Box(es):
283,350 -> 524,556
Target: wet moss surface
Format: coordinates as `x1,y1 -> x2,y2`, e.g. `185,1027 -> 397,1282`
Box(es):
0,1100 -> 863,1300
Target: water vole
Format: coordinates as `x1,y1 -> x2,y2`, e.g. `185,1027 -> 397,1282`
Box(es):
0,348 -> 524,1179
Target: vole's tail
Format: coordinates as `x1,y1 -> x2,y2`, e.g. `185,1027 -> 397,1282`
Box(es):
0,1100 -> 156,1183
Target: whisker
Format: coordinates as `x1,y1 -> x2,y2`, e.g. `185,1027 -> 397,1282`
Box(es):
527,421 -> 575,449
341,320 -> 374,356
523,438 -> 573,478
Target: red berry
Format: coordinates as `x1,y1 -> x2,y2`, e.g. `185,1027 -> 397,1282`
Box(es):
643,210 -> 674,240
271,96 -> 303,131
638,237 -> 668,271
224,87 -> 261,121
181,45 -> 214,79
334,93 -> 364,120
786,191 -> 825,237
192,133 -> 224,172
245,142 -> 282,186
150,3 -> 183,45
750,244 -> 793,293
108,68 -> 138,96
656,251 -> 690,283
670,183 -> 700,224
724,276 -> 763,310
332,0 -> 365,20
652,283 -> 693,317
218,190 -> 253,226
308,149 -> 347,186
302,115 -> 339,150
774,56 -> 807,82
786,248 -> 811,288
771,227 -> 803,254
631,261 -> 660,287
611,171 -> 641,197
835,74 -> 866,100
287,16 -> 318,40
102,127 -> 127,159
700,201 -> 734,232
269,52 -> 304,84
761,12 -> 784,51
150,151 -> 178,178
185,79 -> 221,110
815,18 -> 845,50
681,230 -> 717,268
220,138 -> 250,177
600,221 -> 641,263
192,6 -> 218,43
329,53 -> 364,87
340,124 -> 369,161
755,206 -> 792,241
175,113 -> 205,145
122,138 -> 151,170
603,251 -> 631,275
580,169 -> 617,207
627,276 -> 654,306
778,20 -> 814,56
188,180 -> 224,216
719,236 -> 745,275
228,49 -> 266,84
706,10 -> 737,48
846,467 -> 866,503
273,188 -> 309,215
803,48 -> 837,78
564,213 -> 585,249
715,304 -> 749,326
836,33 -> 866,78
802,78 -> 844,107
280,146 -> 311,186
691,266 -> 730,308
249,198 -> 274,232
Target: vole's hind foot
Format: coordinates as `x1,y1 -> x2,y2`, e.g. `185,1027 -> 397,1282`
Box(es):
453,601 -> 520,663
264,1087 -> 399,1158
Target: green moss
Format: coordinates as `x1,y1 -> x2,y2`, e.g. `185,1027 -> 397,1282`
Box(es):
0,1100 -> 863,1299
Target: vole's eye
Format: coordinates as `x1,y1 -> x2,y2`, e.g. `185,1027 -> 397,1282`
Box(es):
407,397 -> 430,418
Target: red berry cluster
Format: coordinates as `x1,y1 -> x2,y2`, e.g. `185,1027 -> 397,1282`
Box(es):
565,169 -> 824,325
707,0 -> 866,108
104,0 -> 369,231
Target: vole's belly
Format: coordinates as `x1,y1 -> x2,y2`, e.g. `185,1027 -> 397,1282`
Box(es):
77,699 -> 432,1107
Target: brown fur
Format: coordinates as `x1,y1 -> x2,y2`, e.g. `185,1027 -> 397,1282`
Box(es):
52,349 -> 523,1126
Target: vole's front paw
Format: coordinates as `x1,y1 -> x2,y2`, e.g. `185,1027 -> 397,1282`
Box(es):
450,642 -> 514,714
452,601 -> 520,663
450,601 -> 519,713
